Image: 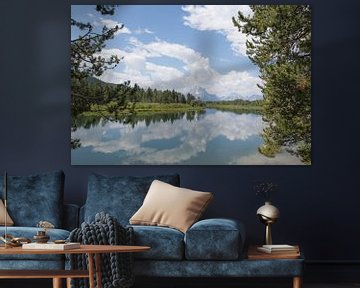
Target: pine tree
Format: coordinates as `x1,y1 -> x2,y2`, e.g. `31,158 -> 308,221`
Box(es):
233,5 -> 311,164
71,5 -> 121,117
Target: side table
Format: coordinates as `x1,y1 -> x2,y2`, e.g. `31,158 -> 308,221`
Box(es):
247,245 -> 304,288
0,244 -> 150,288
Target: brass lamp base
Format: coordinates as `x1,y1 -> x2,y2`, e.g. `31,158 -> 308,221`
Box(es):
265,223 -> 272,245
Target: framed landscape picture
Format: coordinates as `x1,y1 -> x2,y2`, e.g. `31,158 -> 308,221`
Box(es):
71,5 -> 311,165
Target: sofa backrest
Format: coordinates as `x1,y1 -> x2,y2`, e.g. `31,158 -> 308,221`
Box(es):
0,170 -> 65,228
82,173 -> 180,226
63,203 -> 80,231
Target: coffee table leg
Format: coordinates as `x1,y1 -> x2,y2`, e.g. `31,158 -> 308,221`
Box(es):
66,277 -> 72,288
52,278 -> 62,288
95,253 -> 102,288
88,253 -> 95,288
293,276 -> 302,288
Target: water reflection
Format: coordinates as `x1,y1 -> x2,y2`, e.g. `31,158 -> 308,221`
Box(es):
73,110 -> 206,130
71,109 -> 302,165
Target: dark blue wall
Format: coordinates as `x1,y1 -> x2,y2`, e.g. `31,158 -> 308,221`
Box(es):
0,0 -> 359,263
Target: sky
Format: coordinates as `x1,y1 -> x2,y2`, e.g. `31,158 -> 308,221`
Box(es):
71,5 -> 262,101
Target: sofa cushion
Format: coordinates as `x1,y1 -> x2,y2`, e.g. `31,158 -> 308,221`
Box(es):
0,171 -> 64,227
130,180 -> 213,233
184,218 -> 245,260
84,174 -> 180,225
0,199 -> 14,226
130,225 -> 184,260
0,227 -> 70,261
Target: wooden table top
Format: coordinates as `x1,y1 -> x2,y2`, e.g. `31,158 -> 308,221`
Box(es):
0,245 -> 150,255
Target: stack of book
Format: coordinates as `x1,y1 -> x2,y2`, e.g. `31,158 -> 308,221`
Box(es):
257,244 -> 299,254
248,244 -> 300,259
22,242 -> 80,250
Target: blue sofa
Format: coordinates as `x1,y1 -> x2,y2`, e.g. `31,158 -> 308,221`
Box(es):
0,171 -> 303,287
81,173 -> 304,282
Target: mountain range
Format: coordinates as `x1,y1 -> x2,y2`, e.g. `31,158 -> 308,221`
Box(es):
87,77 -> 262,102
189,86 -> 262,102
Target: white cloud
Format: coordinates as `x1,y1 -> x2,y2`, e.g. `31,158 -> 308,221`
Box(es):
95,48 -> 123,59
207,70 -> 260,98
145,62 -> 184,82
134,28 -> 154,35
100,18 -> 131,35
97,38 -> 261,99
182,5 -> 252,56
145,41 -> 207,65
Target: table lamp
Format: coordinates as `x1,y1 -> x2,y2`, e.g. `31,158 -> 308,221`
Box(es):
257,201 -> 280,245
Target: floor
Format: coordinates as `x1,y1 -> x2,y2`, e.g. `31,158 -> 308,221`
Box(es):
1,279 -> 360,288
133,278 -> 360,288
140,282 -> 360,288
4,281 -> 360,288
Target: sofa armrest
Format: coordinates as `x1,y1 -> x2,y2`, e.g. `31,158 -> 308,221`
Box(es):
63,204 -> 80,231
184,218 -> 245,260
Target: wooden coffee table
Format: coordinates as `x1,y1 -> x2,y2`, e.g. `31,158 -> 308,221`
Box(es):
0,244 -> 150,288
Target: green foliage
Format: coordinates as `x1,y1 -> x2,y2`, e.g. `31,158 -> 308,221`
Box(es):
75,109 -> 205,131
71,5 -> 121,117
82,102 -> 204,120
233,5 -> 311,164
206,99 -> 263,114
95,5 -> 116,15
71,5 -> 125,148
74,79 -> 204,119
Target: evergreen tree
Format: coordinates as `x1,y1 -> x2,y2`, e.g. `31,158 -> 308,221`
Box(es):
233,5 -> 311,164
71,5 -> 121,117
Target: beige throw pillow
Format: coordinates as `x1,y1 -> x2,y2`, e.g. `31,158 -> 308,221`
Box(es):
0,199 -> 14,226
130,180 -> 213,233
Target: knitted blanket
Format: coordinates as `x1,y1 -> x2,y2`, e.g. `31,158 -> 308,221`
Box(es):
68,212 -> 134,288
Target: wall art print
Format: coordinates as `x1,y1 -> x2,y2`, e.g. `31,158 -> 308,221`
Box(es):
71,5 -> 311,165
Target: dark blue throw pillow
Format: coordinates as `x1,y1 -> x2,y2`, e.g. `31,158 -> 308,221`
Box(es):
84,174 -> 180,225
0,170 -> 64,227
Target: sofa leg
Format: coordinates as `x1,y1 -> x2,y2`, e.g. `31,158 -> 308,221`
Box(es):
53,278 -> 62,288
293,276 -> 302,288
